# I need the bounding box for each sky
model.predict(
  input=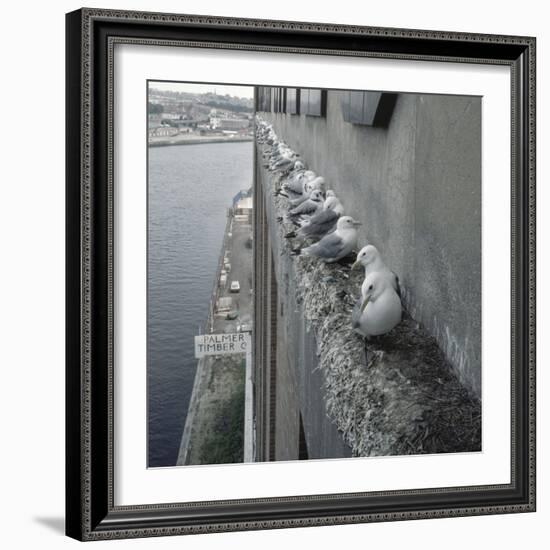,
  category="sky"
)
[149,81,254,100]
